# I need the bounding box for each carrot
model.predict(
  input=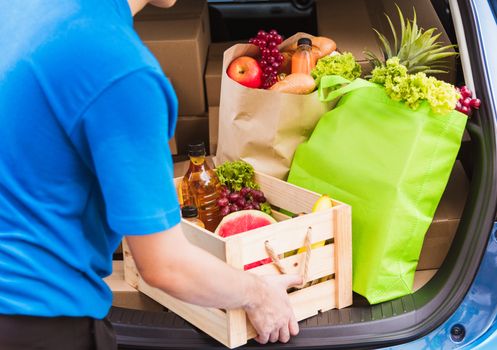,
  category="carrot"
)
[269,73,316,94]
